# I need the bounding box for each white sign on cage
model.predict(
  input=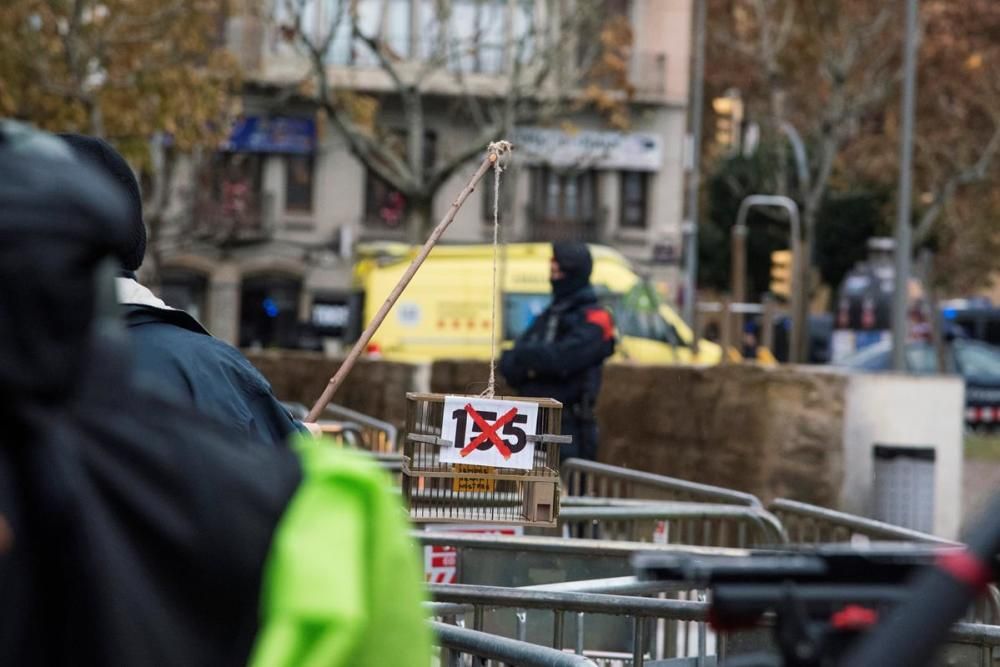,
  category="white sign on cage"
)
[439,396,539,470]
